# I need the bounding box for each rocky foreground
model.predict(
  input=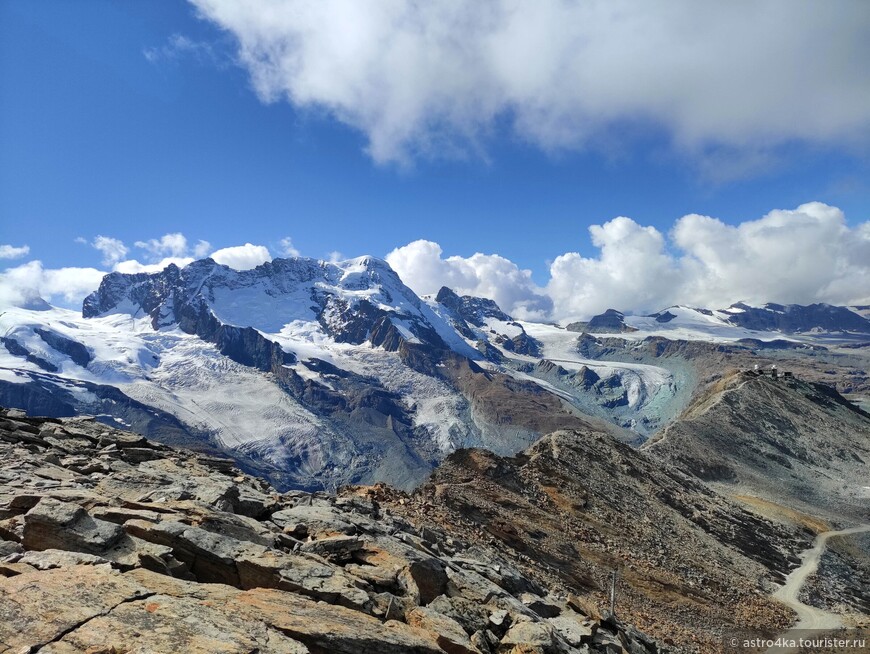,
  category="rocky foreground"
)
[0,408,663,654]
